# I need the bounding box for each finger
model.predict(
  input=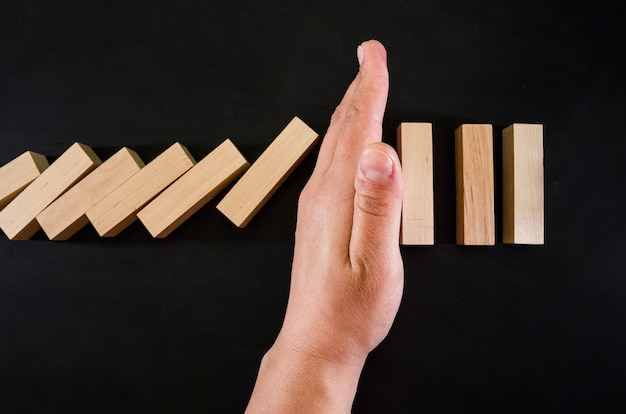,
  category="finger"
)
[349,142,403,271]
[312,76,359,176]
[329,40,389,184]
